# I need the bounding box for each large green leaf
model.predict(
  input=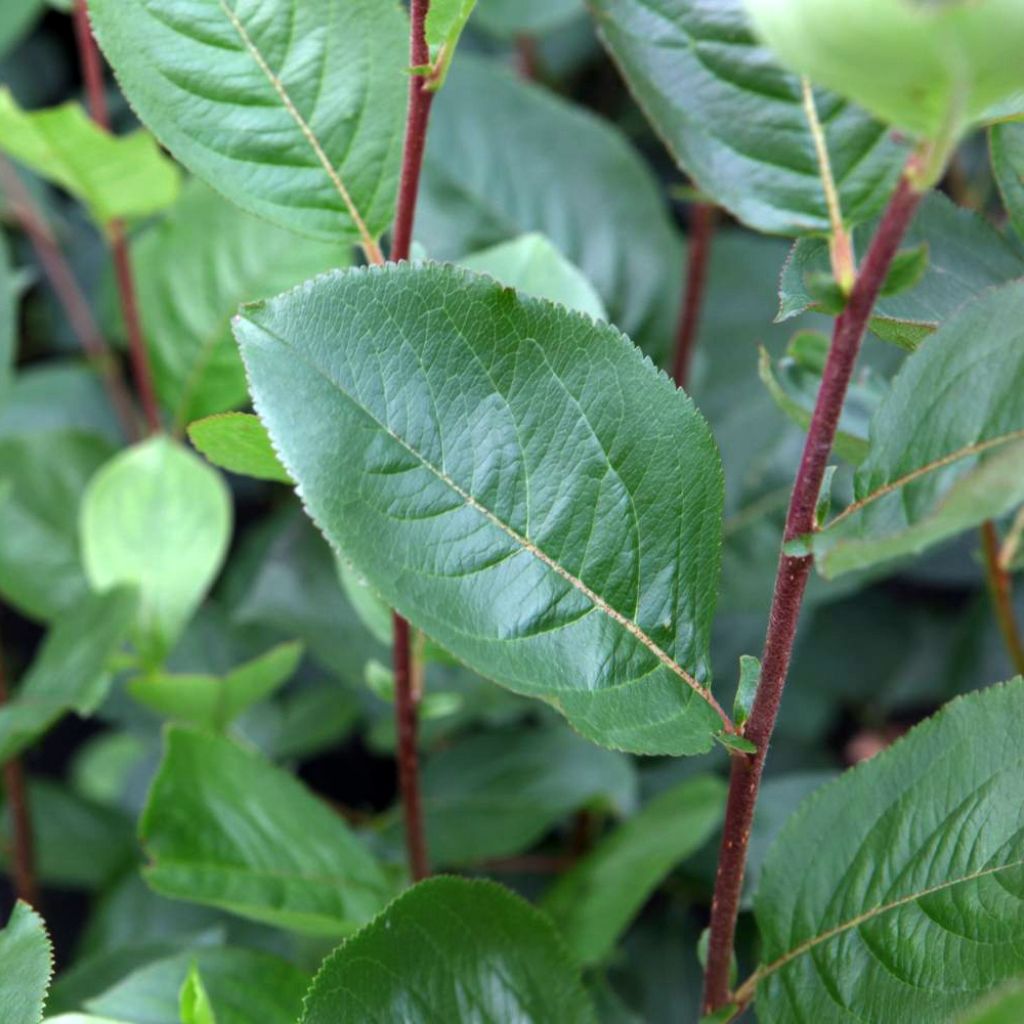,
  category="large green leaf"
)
[0,430,113,621]
[0,902,52,1024]
[418,56,683,355]
[80,438,232,665]
[750,678,1024,1022]
[301,877,596,1024]
[140,727,394,935]
[991,122,1024,242]
[0,88,180,227]
[591,0,908,236]
[0,586,137,762]
[236,262,727,756]
[542,775,725,966]
[814,282,1024,577]
[473,0,583,37]
[88,0,407,246]
[778,192,1024,349]
[381,727,636,867]
[85,948,307,1024]
[133,181,348,426]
